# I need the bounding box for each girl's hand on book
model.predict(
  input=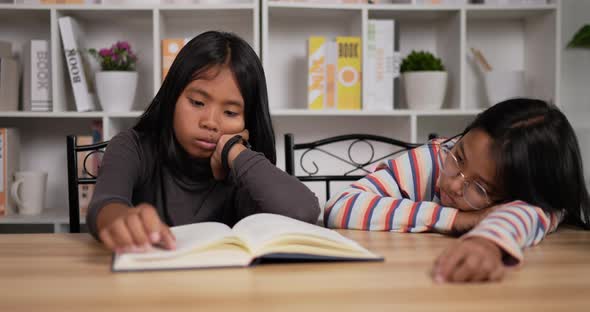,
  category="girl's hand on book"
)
[432,237,504,283]
[98,203,176,253]
[211,129,250,180]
